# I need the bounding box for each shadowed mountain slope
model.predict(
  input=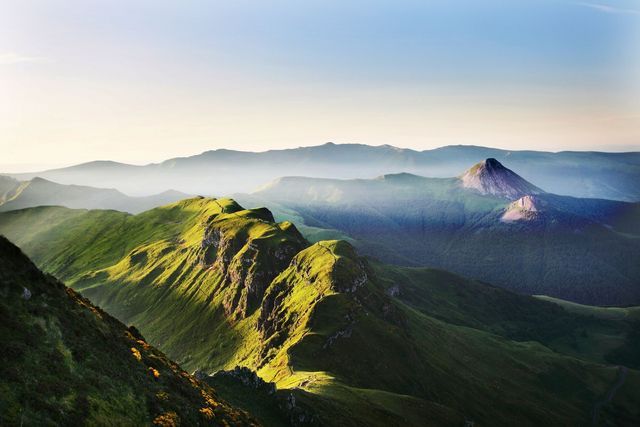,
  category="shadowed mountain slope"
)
[0,235,256,426]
